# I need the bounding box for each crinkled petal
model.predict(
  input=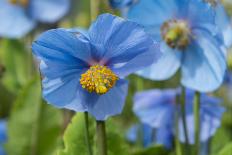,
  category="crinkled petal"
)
[88,13,160,68]
[181,30,226,92]
[83,79,128,120]
[136,42,181,80]
[127,0,178,26]
[29,0,70,23]
[0,0,36,38]
[133,89,176,128]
